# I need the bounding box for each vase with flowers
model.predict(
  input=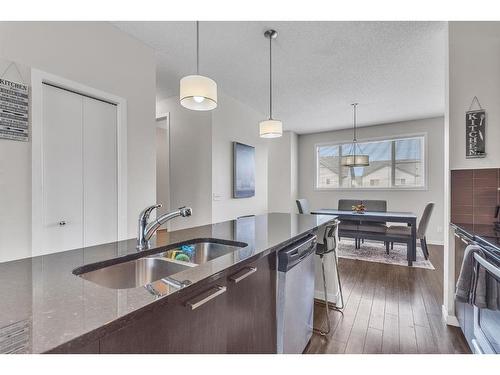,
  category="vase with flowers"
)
[352,203,366,214]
